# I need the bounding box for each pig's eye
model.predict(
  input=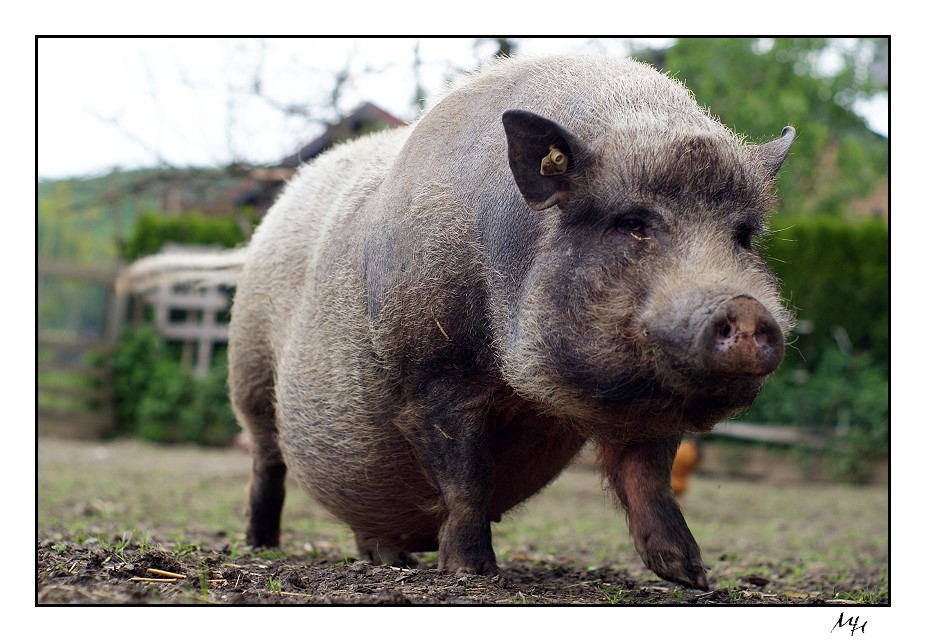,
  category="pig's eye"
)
[613,214,649,237]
